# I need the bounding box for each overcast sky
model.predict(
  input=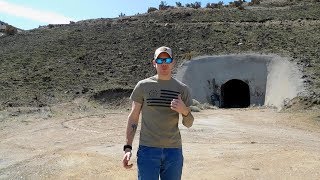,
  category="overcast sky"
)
[0,0,233,30]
